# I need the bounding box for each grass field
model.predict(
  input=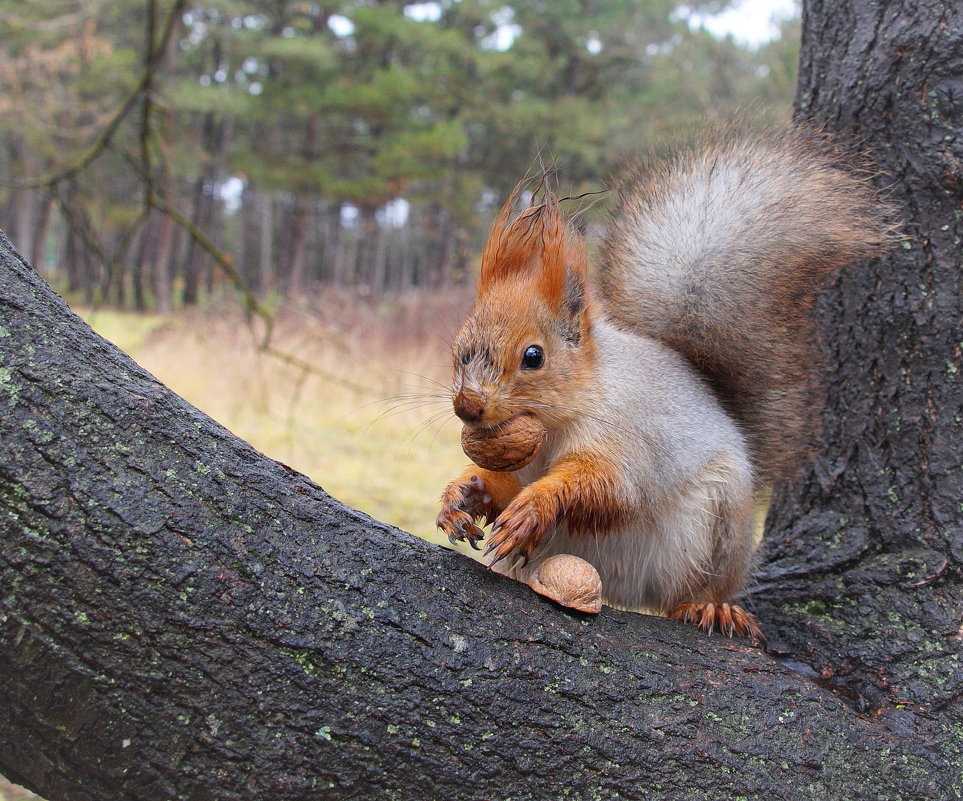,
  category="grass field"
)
[71,291,769,548]
[76,291,475,546]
